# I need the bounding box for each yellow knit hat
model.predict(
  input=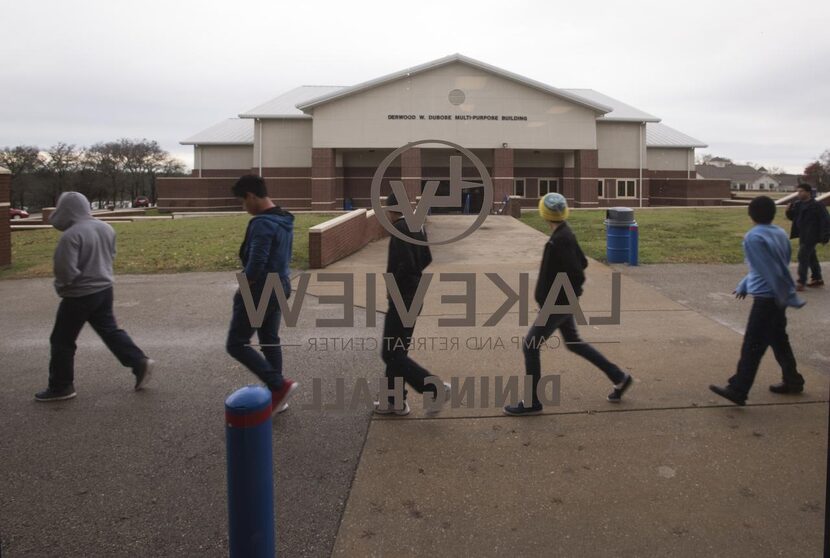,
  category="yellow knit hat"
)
[538,193,569,222]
